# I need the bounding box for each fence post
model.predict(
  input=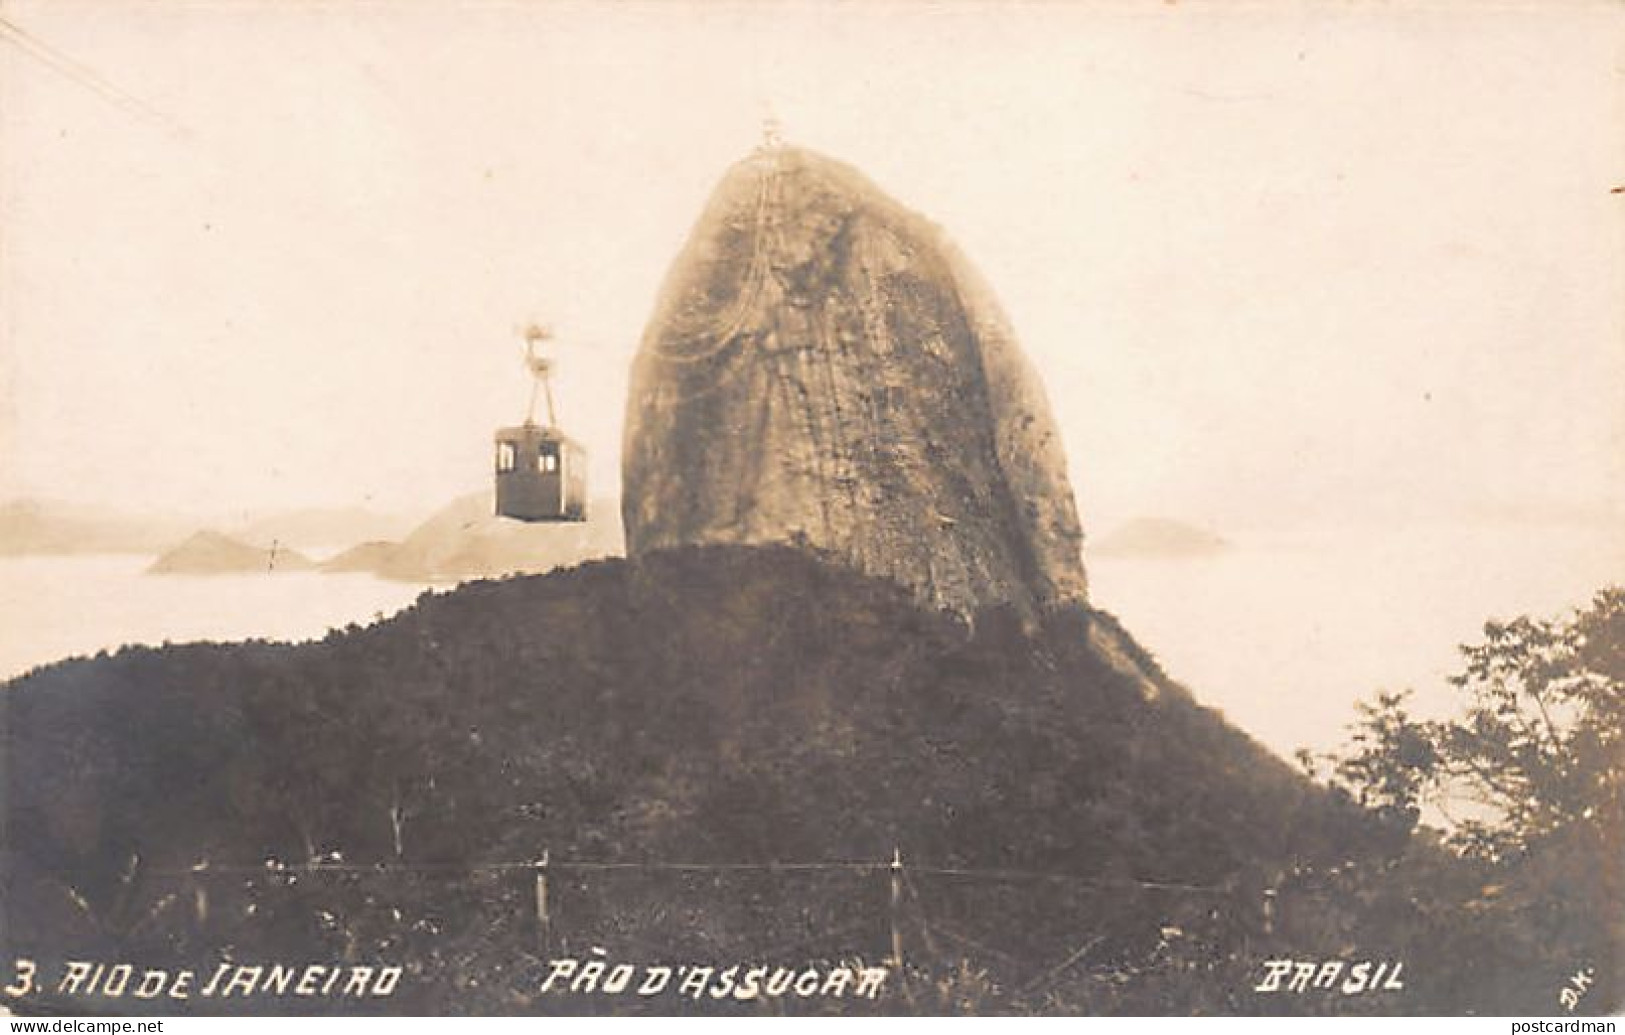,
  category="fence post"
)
[190,860,209,932]
[888,847,904,969]
[534,850,551,950]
